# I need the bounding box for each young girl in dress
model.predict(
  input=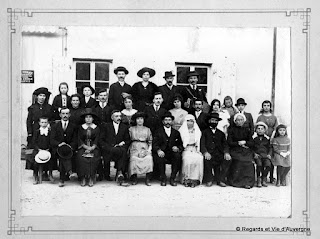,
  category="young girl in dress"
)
[271,124,291,187]
[32,117,53,184]
[221,96,238,118]
[52,82,71,120]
